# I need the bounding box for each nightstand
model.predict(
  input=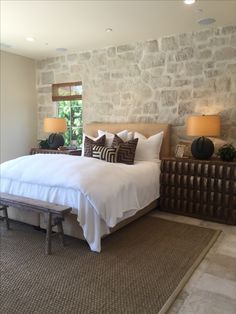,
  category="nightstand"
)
[30,148,81,156]
[160,157,236,225]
